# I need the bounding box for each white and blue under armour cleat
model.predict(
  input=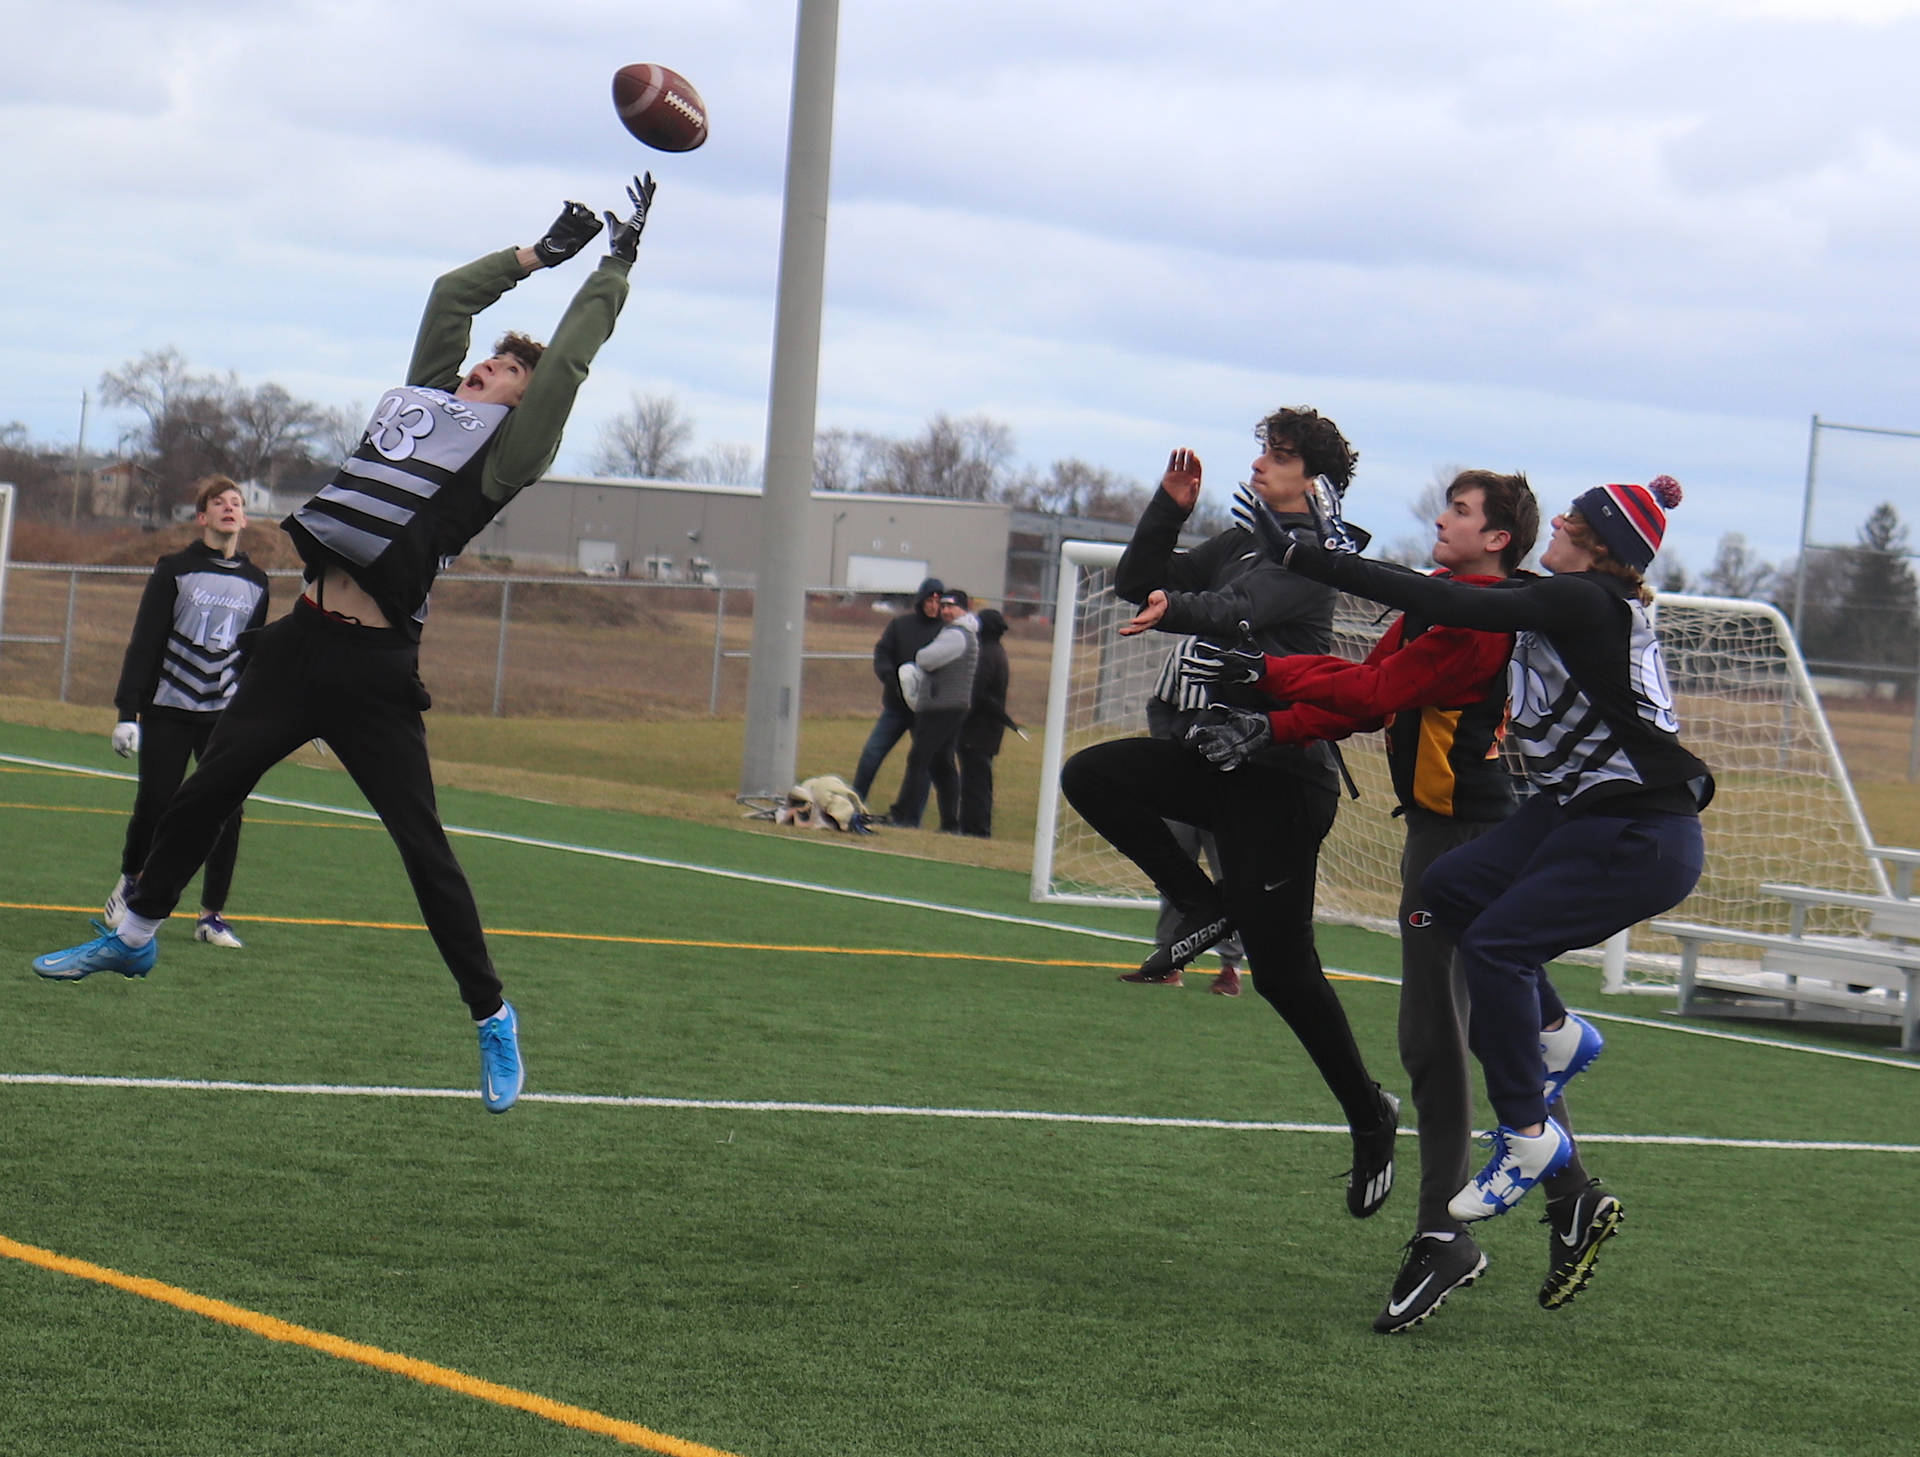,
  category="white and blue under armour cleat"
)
[33,922,158,982]
[1449,1120,1573,1223]
[477,1001,524,1114]
[1541,1013,1604,1105]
